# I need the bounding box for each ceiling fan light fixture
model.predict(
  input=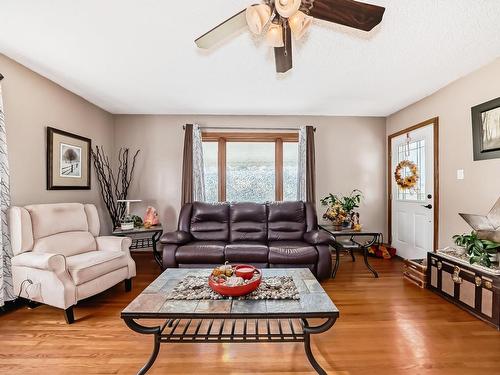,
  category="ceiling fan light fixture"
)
[265,23,284,47]
[245,4,272,35]
[289,11,312,40]
[275,0,301,18]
